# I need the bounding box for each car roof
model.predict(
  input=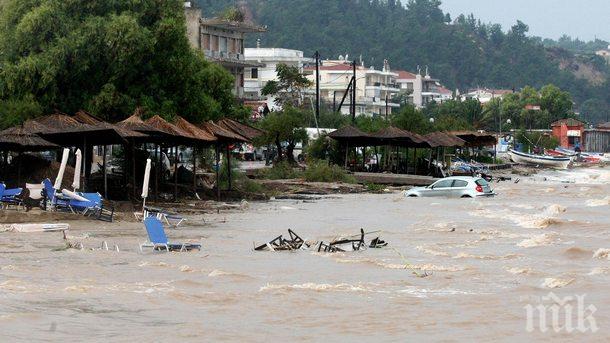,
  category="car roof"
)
[437,176,478,181]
